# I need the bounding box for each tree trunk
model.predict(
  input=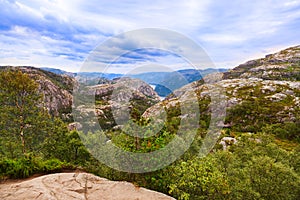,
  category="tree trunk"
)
[20,127,26,154]
[134,136,140,150]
